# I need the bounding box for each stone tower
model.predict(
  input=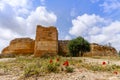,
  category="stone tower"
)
[34,25,58,57]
